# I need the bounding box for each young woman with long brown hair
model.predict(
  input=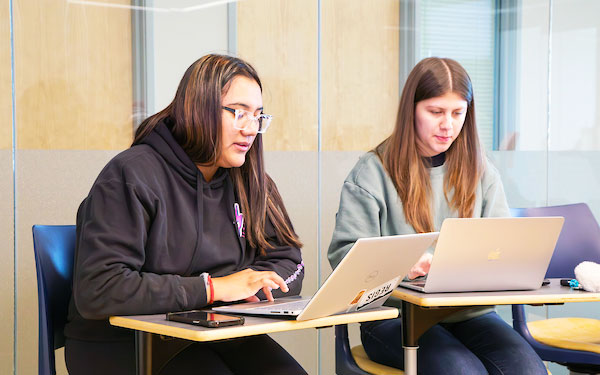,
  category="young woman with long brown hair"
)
[64,54,307,374]
[328,57,547,374]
